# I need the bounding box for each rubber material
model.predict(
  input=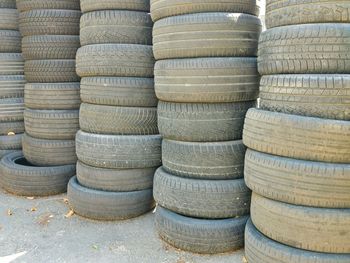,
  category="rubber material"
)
[0,8,18,30]
[0,133,22,150]
[0,0,16,8]
[0,53,24,75]
[0,122,24,135]
[0,98,24,122]
[0,30,21,52]
[80,0,150,12]
[0,75,25,99]
[16,0,80,12]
